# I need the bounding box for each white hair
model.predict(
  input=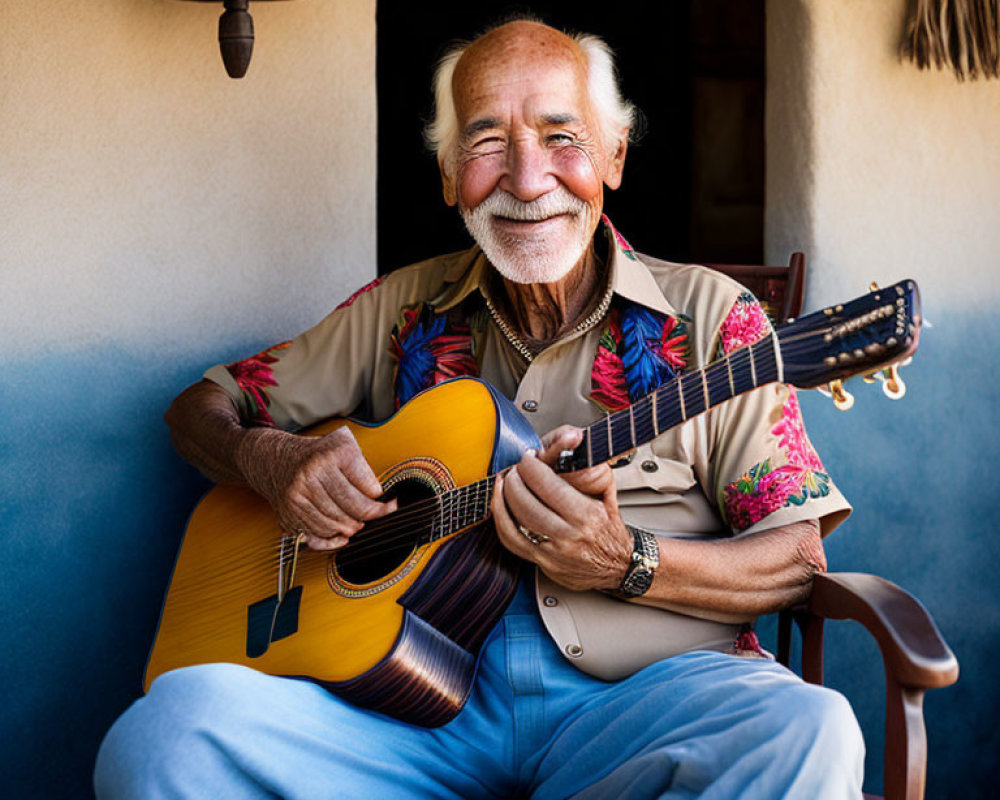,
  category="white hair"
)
[425,28,638,175]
